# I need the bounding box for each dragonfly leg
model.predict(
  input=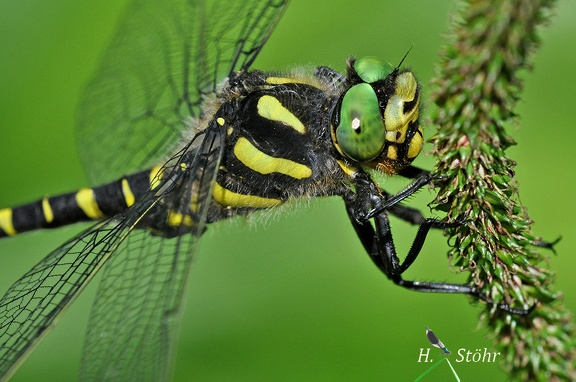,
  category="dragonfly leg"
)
[344,173,534,315]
